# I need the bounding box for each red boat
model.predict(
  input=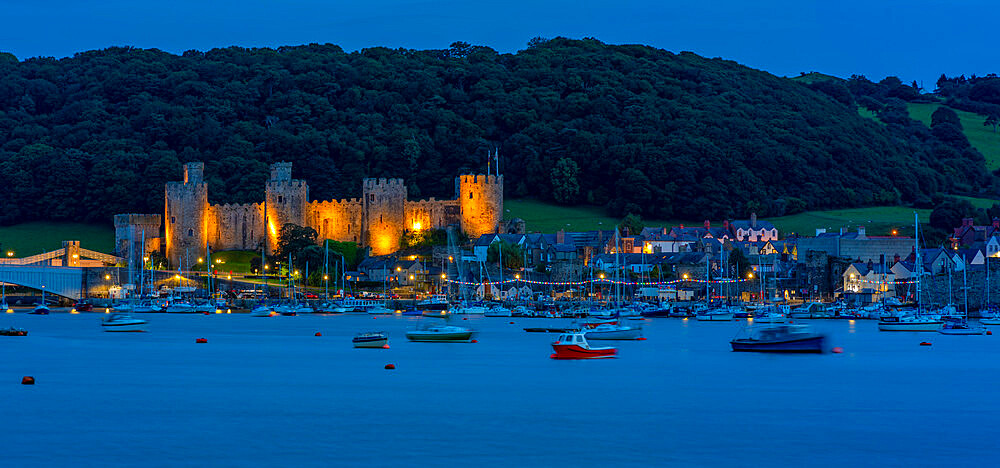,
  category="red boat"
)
[550,332,617,359]
[73,302,94,312]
